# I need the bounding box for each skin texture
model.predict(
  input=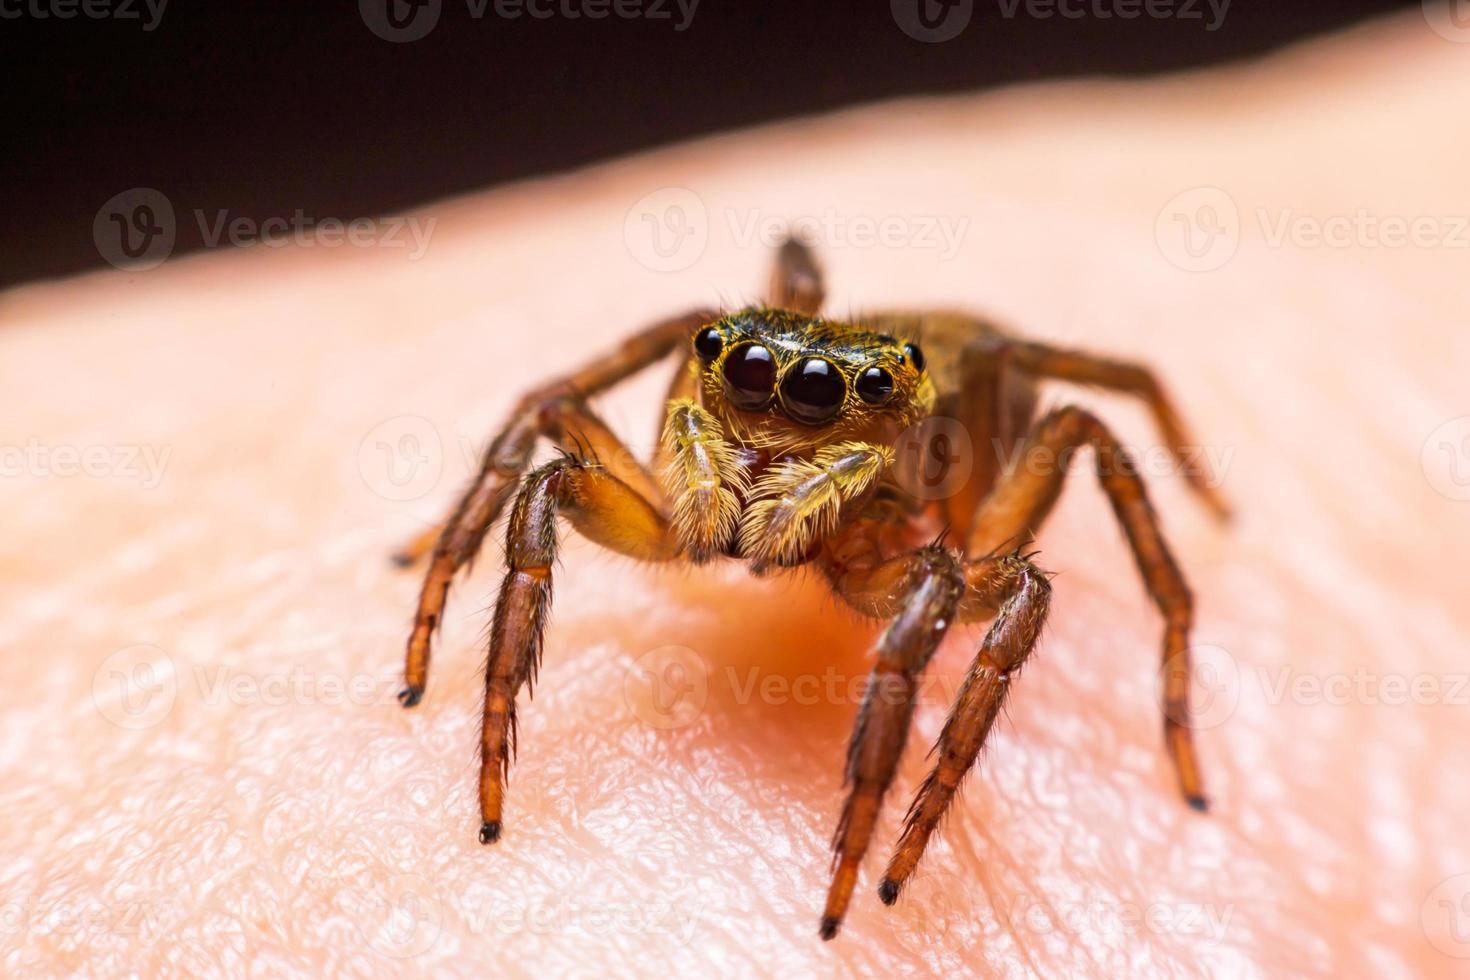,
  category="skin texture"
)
[2,11,1468,977]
